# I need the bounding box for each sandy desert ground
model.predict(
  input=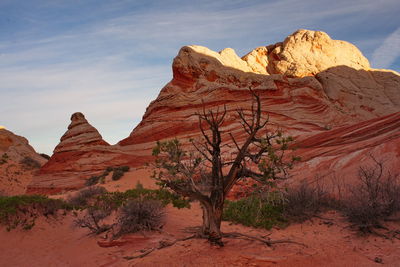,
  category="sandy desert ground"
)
[1,169,399,267]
